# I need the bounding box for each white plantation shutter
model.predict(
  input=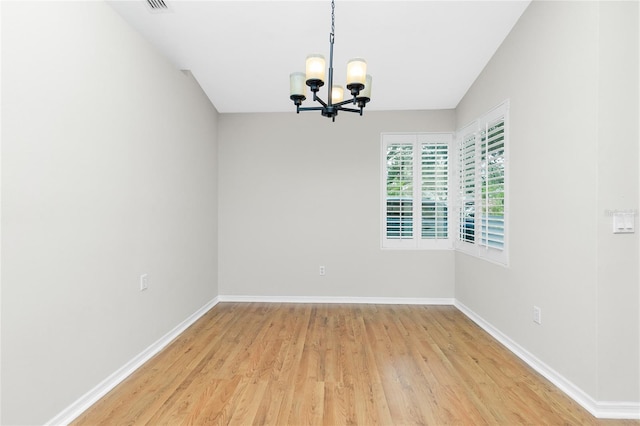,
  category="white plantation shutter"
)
[382,133,452,249]
[480,118,505,250]
[459,131,476,244]
[421,141,448,240]
[455,100,508,265]
[385,142,414,240]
